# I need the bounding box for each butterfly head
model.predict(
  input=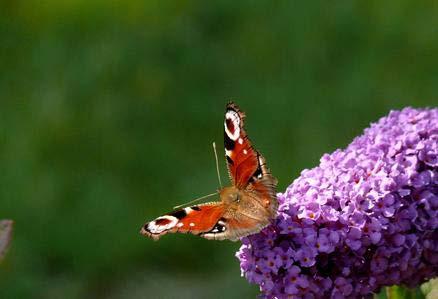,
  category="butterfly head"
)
[219,186,241,204]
